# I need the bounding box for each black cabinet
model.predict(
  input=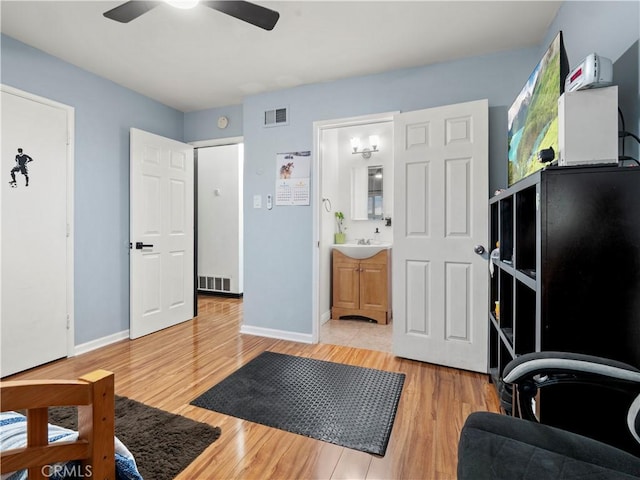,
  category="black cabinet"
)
[488,165,640,449]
